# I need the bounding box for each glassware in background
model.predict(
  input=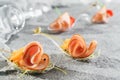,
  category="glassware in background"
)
[0,2,25,43]
[0,1,51,43]
[73,1,101,27]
